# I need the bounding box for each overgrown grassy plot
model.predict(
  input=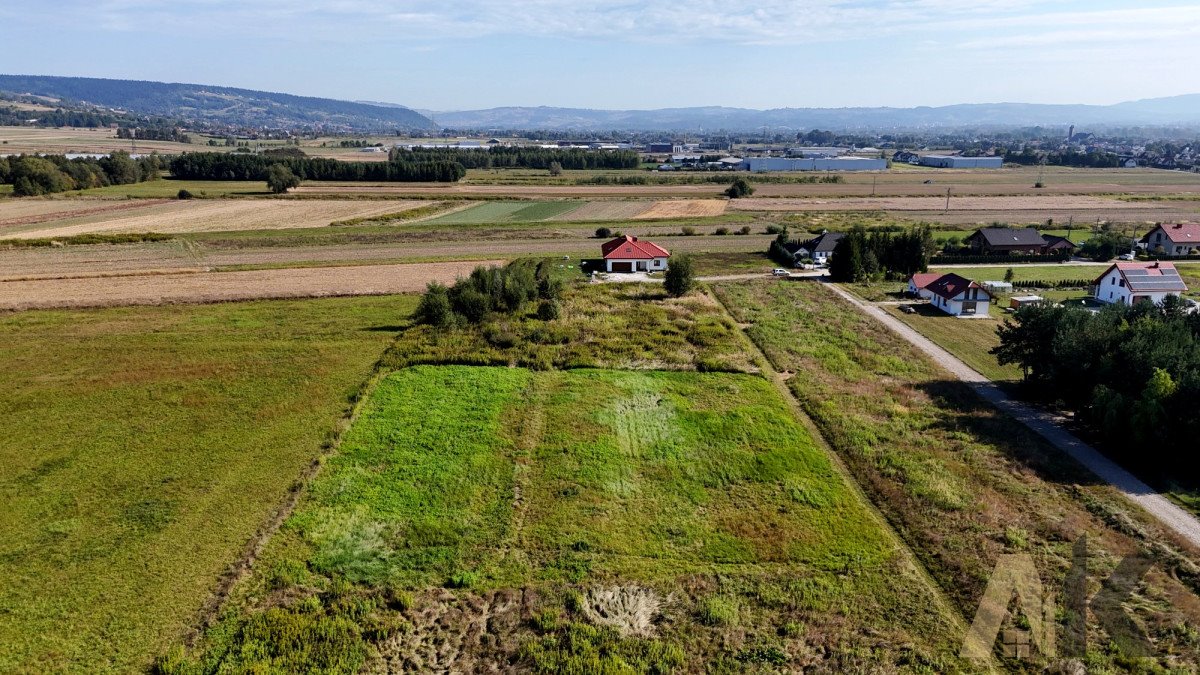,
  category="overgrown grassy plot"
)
[0,295,415,673]
[166,366,968,672]
[882,304,1024,382]
[713,280,1200,670]
[384,282,760,373]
